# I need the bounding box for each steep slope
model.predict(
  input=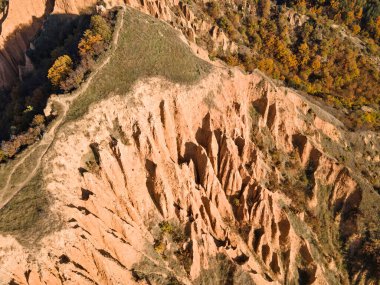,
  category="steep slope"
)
[0,6,379,285]
[0,0,177,89]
